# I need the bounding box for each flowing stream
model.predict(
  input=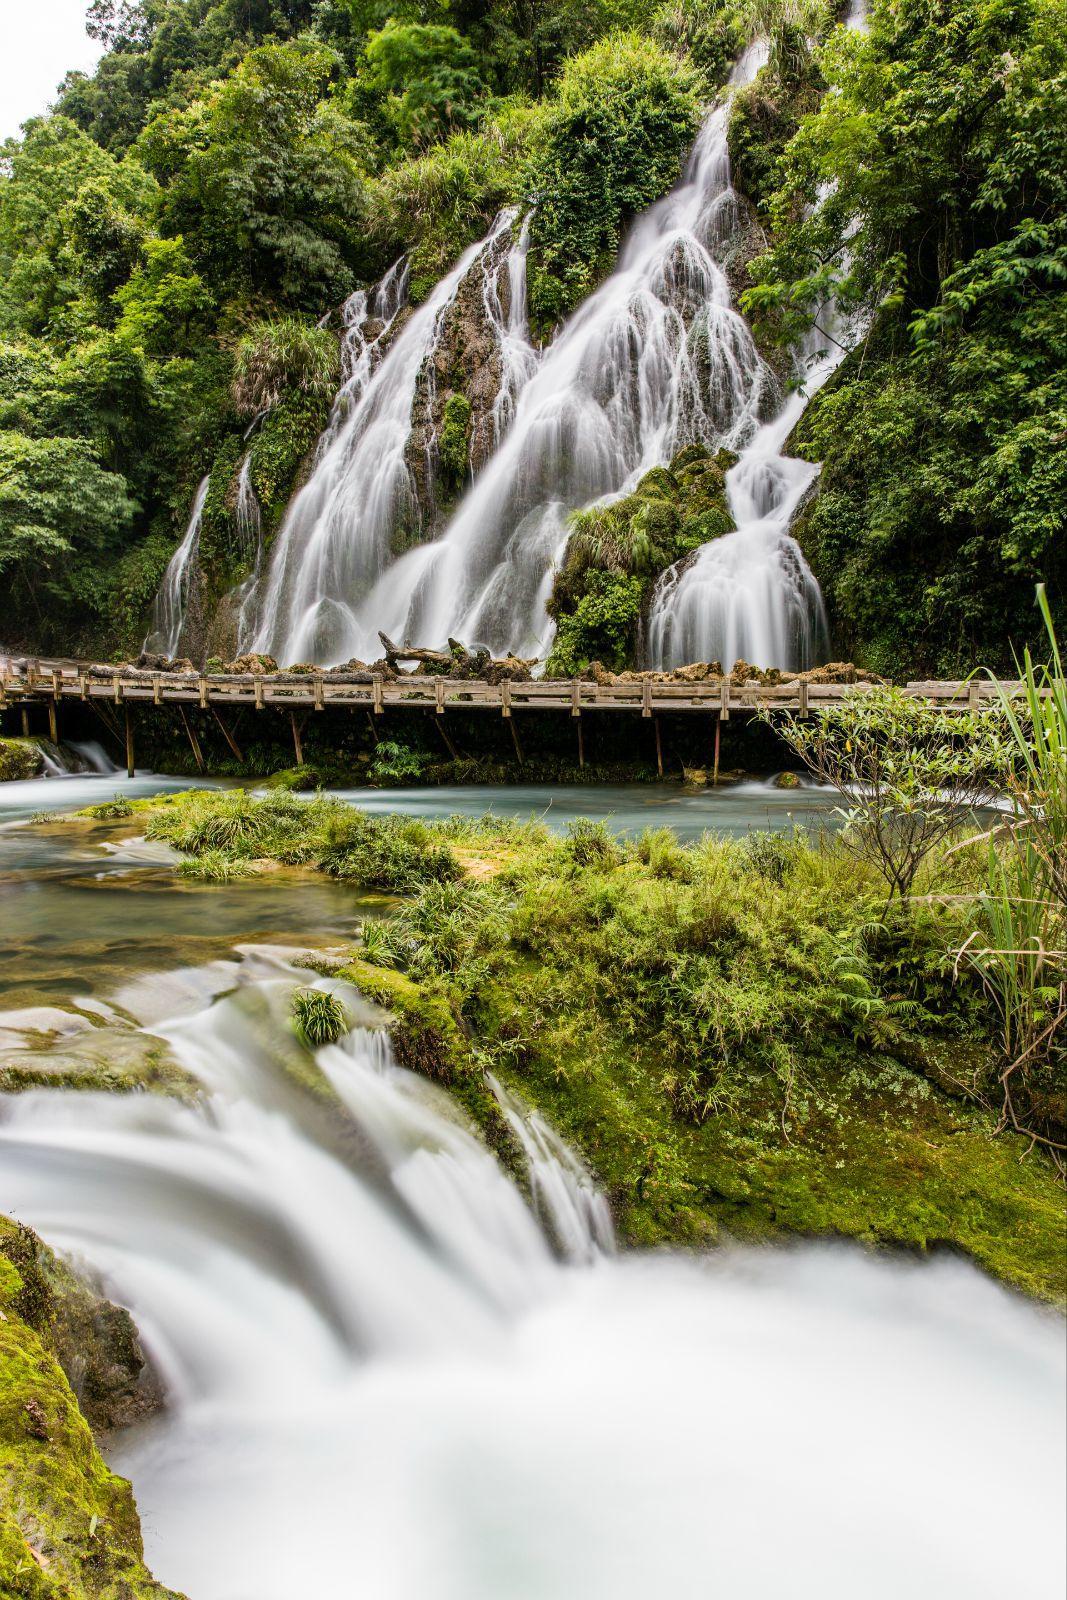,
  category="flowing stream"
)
[0,798,1063,1599]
